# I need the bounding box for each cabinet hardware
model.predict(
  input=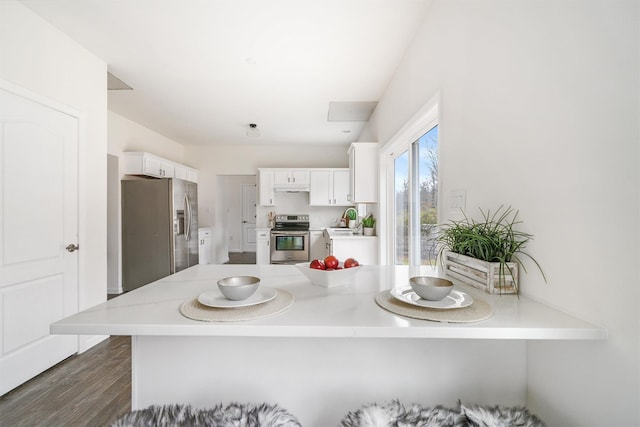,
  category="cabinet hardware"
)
[65,243,79,252]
